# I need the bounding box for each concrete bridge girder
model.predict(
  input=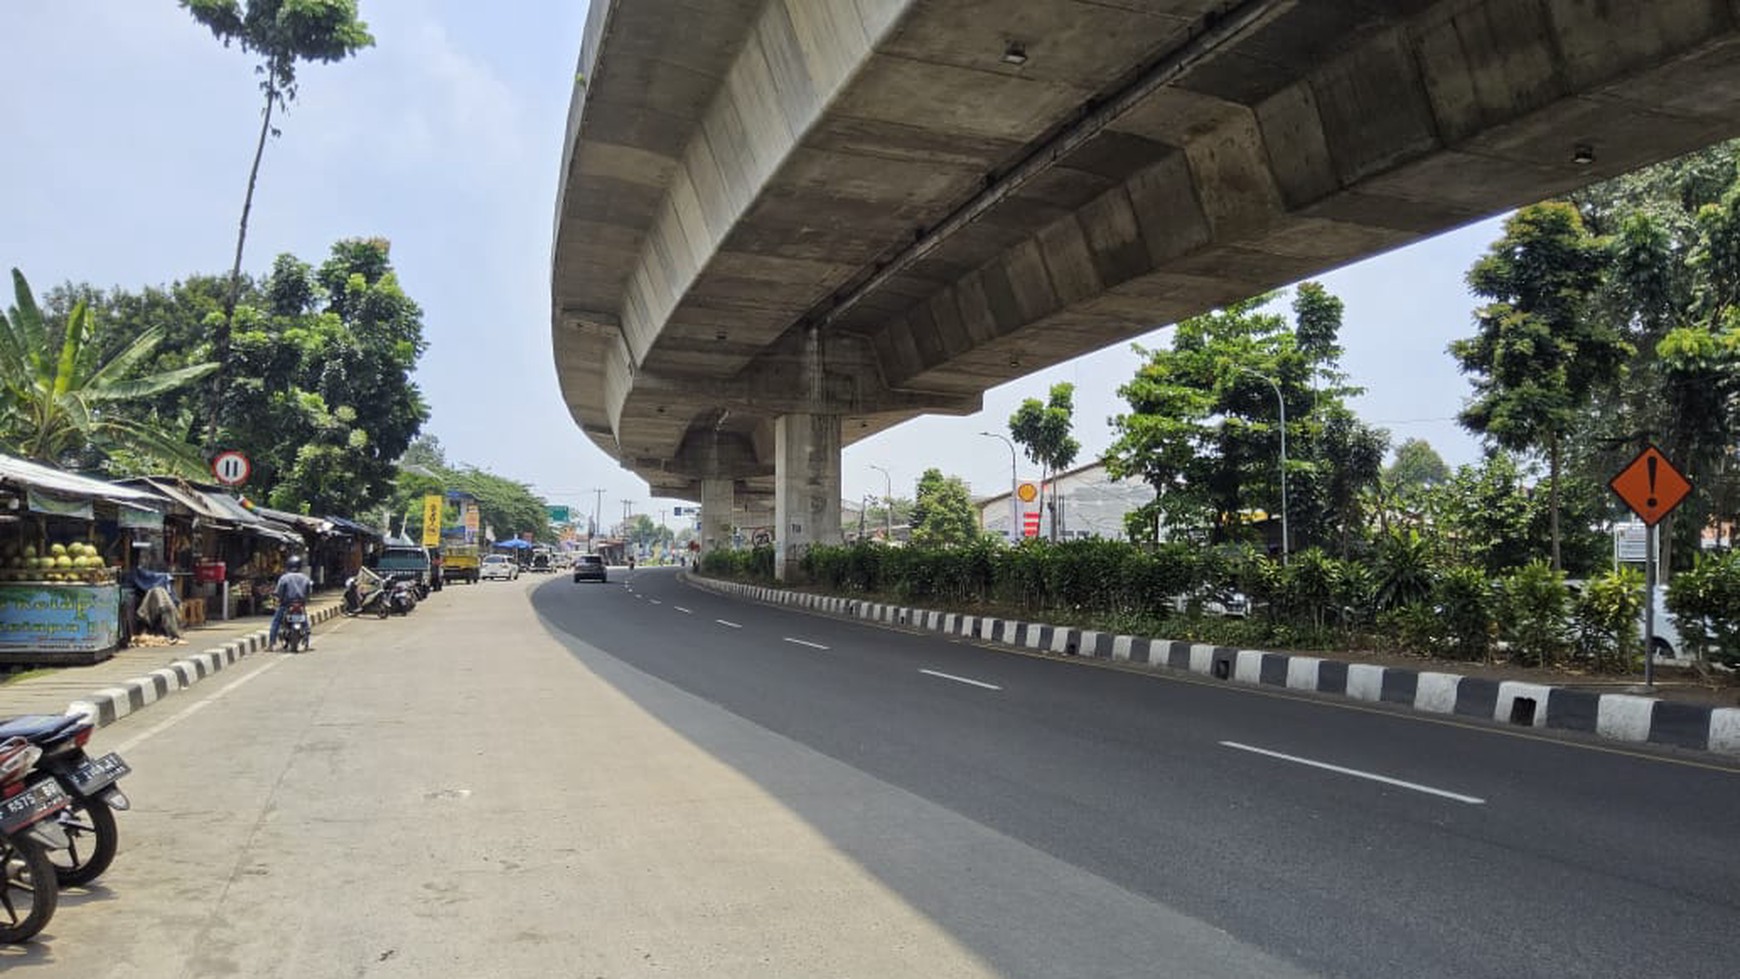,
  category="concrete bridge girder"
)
[554,0,1740,545]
